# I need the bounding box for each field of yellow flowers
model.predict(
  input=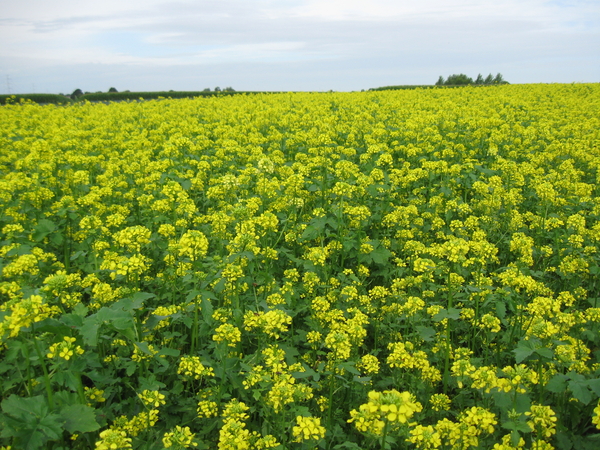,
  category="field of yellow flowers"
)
[1,84,600,450]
